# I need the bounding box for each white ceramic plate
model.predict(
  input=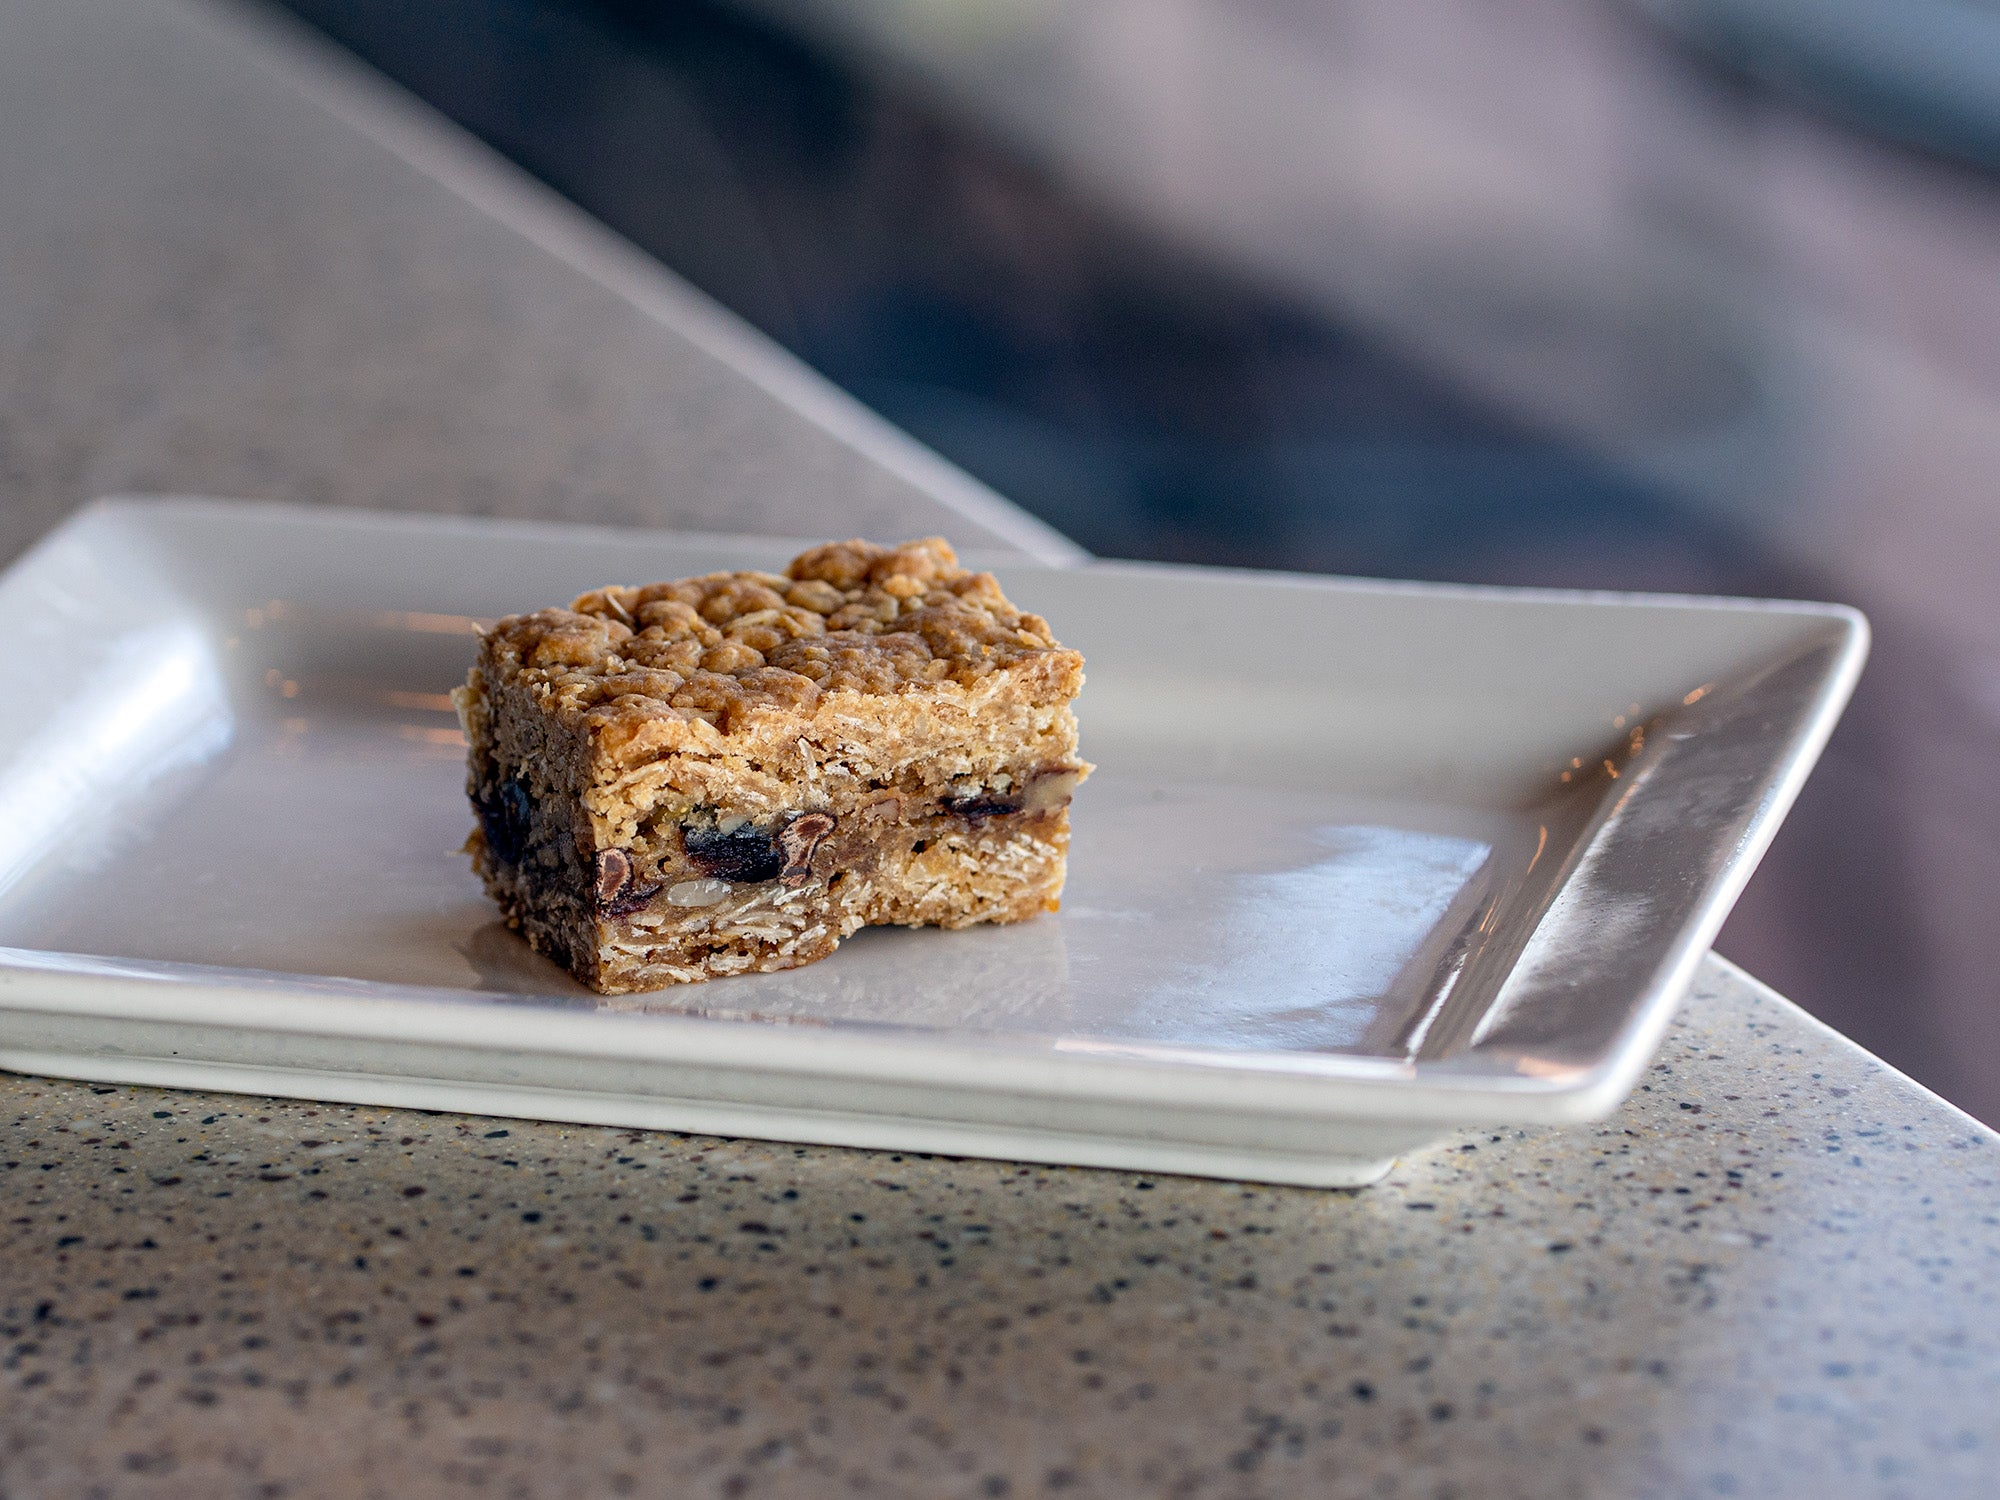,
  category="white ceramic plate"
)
[0,499,1864,1185]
